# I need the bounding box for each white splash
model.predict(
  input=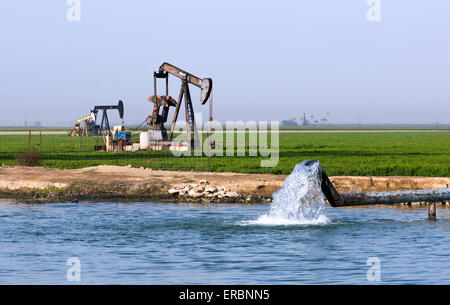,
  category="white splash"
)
[242,160,330,226]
